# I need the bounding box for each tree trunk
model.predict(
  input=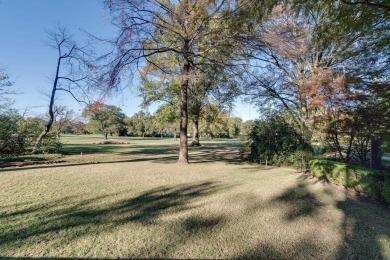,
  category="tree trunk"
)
[104,132,108,140]
[56,126,61,139]
[190,118,201,146]
[32,56,61,154]
[344,131,355,163]
[32,120,54,154]
[178,48,190,164]
[370,138,382,169]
